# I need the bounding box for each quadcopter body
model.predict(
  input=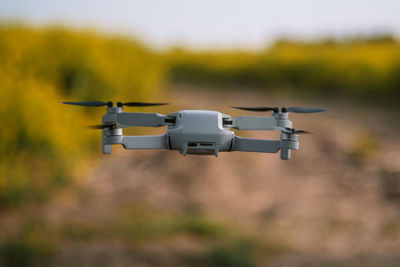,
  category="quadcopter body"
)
[63,101,325,160]
[167,110,234,156]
